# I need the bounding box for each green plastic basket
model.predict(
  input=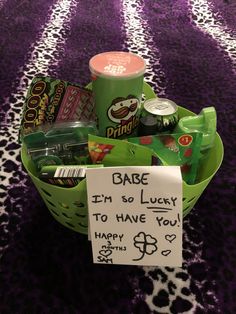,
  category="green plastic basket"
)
[21,83,224,234]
